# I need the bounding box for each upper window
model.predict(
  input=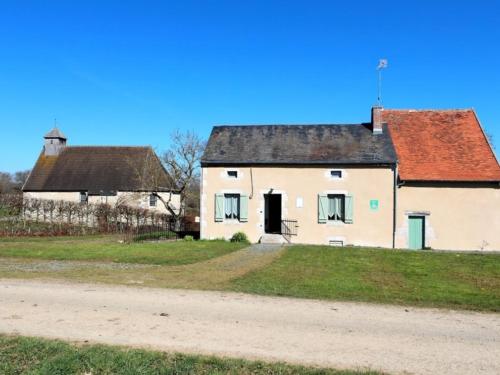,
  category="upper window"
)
[224,194,240,219]
[80,191,88,204]
[330,170,342,179]
[227,170,238,178]
[327,194,345,221]
[149,194,157,207]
